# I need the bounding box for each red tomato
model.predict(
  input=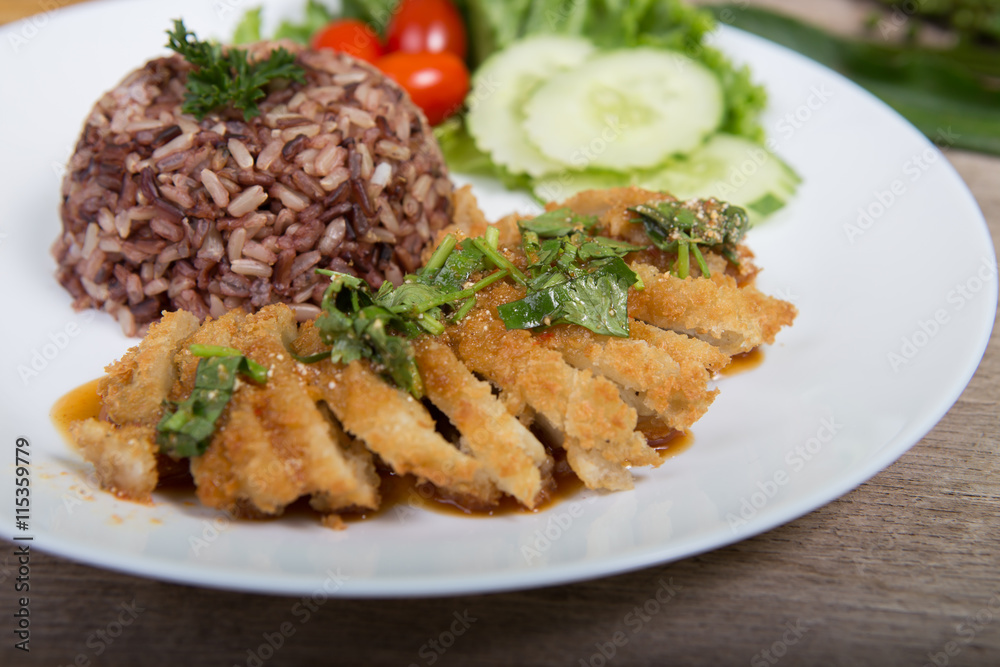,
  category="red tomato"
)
[311,19,384,63]
[385,0,467,60]
[376,52,469,125]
